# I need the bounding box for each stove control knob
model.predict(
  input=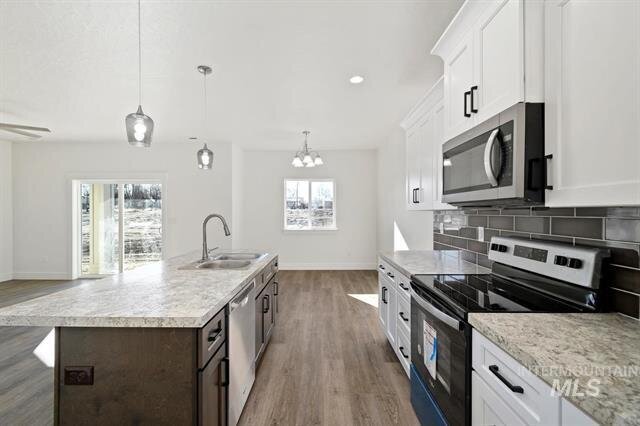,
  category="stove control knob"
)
[568,258,583,269]
[554,255,568,266]
[498,244,508,253]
